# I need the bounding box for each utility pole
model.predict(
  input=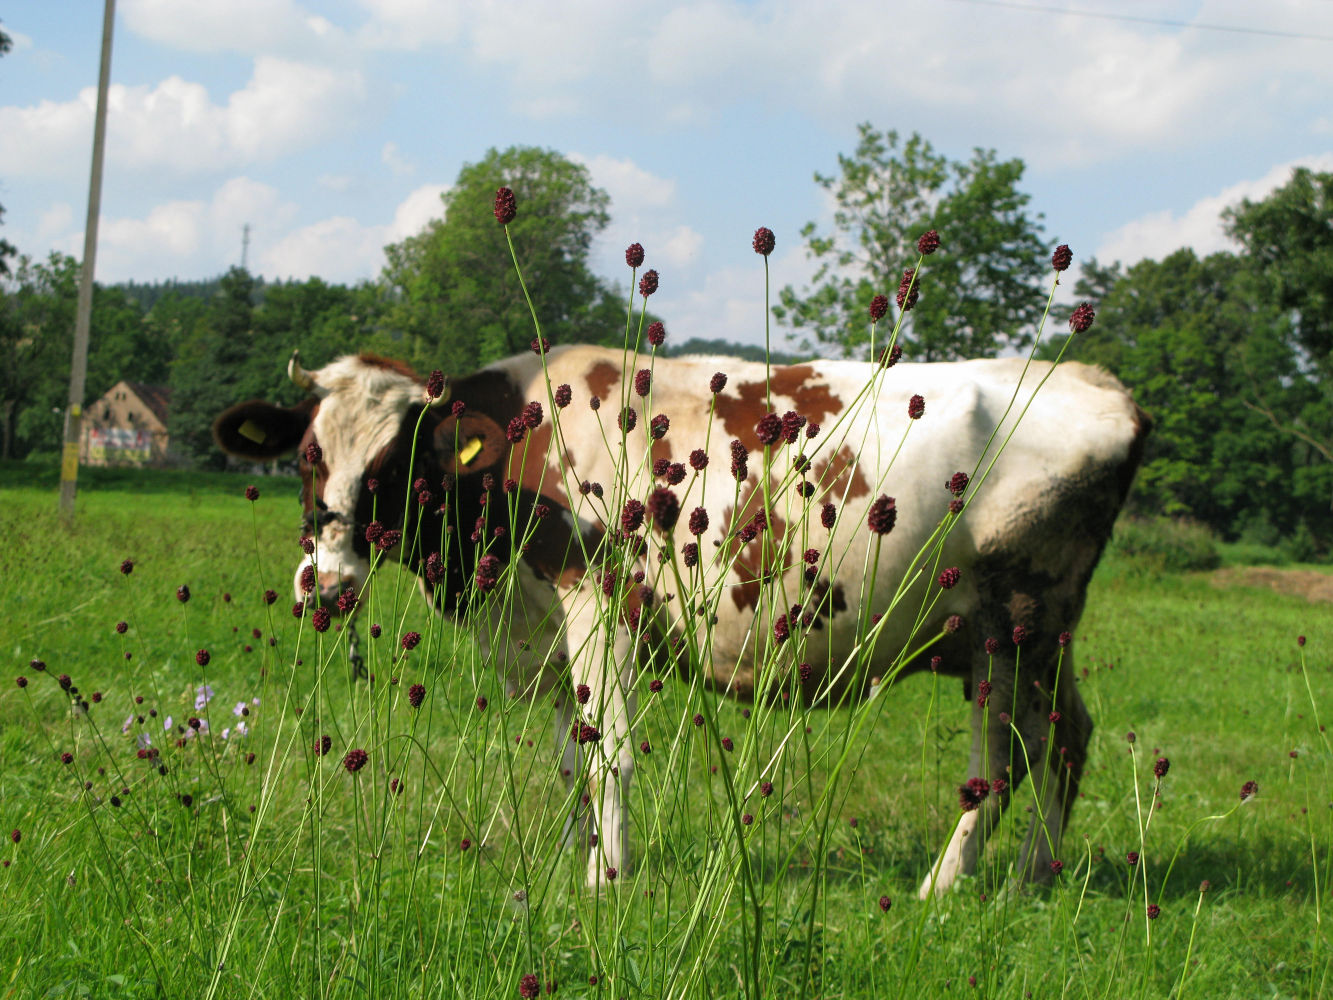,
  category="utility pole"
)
[58,0,116,521]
